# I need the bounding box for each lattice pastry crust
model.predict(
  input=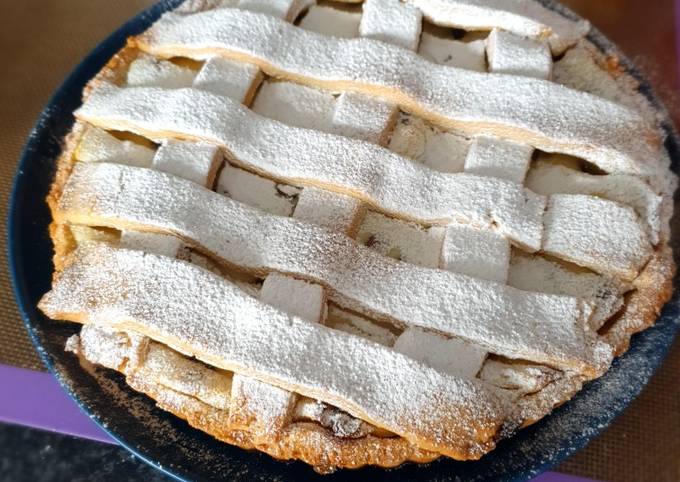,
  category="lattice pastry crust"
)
[39,0,676,474]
